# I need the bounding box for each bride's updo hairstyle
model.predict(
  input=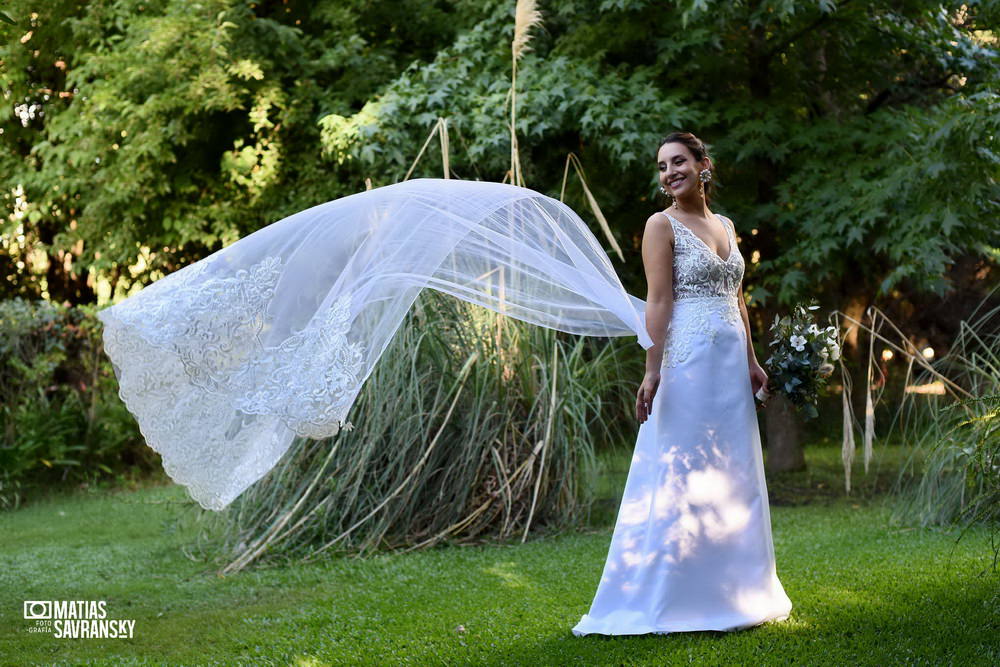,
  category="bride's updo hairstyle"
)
[657,131,715,207]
